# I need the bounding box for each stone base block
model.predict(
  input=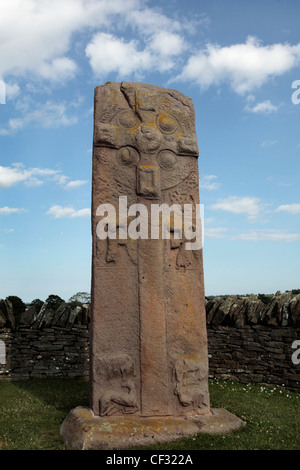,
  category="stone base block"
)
[60,407,245,450]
